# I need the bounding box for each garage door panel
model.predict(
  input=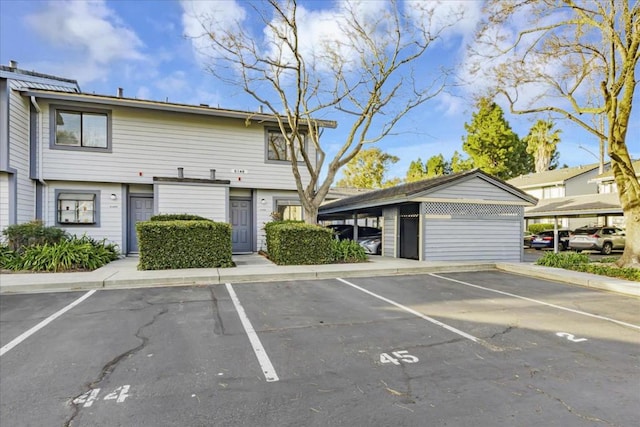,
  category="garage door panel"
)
[425,218,521,261]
